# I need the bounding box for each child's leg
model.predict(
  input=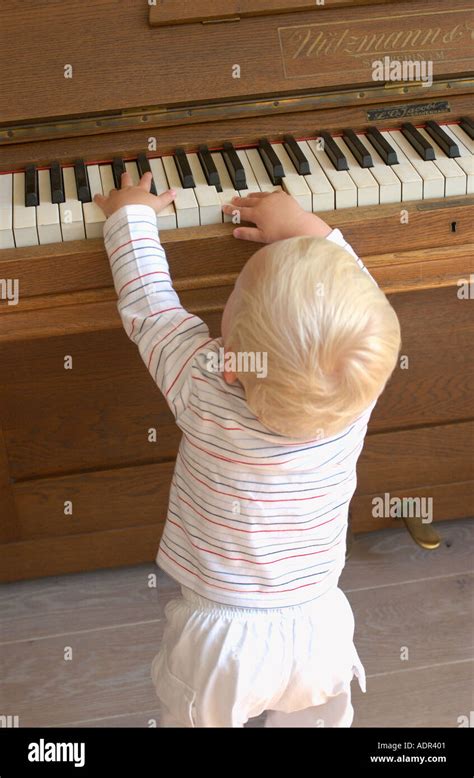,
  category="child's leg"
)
[264,689,354,728]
